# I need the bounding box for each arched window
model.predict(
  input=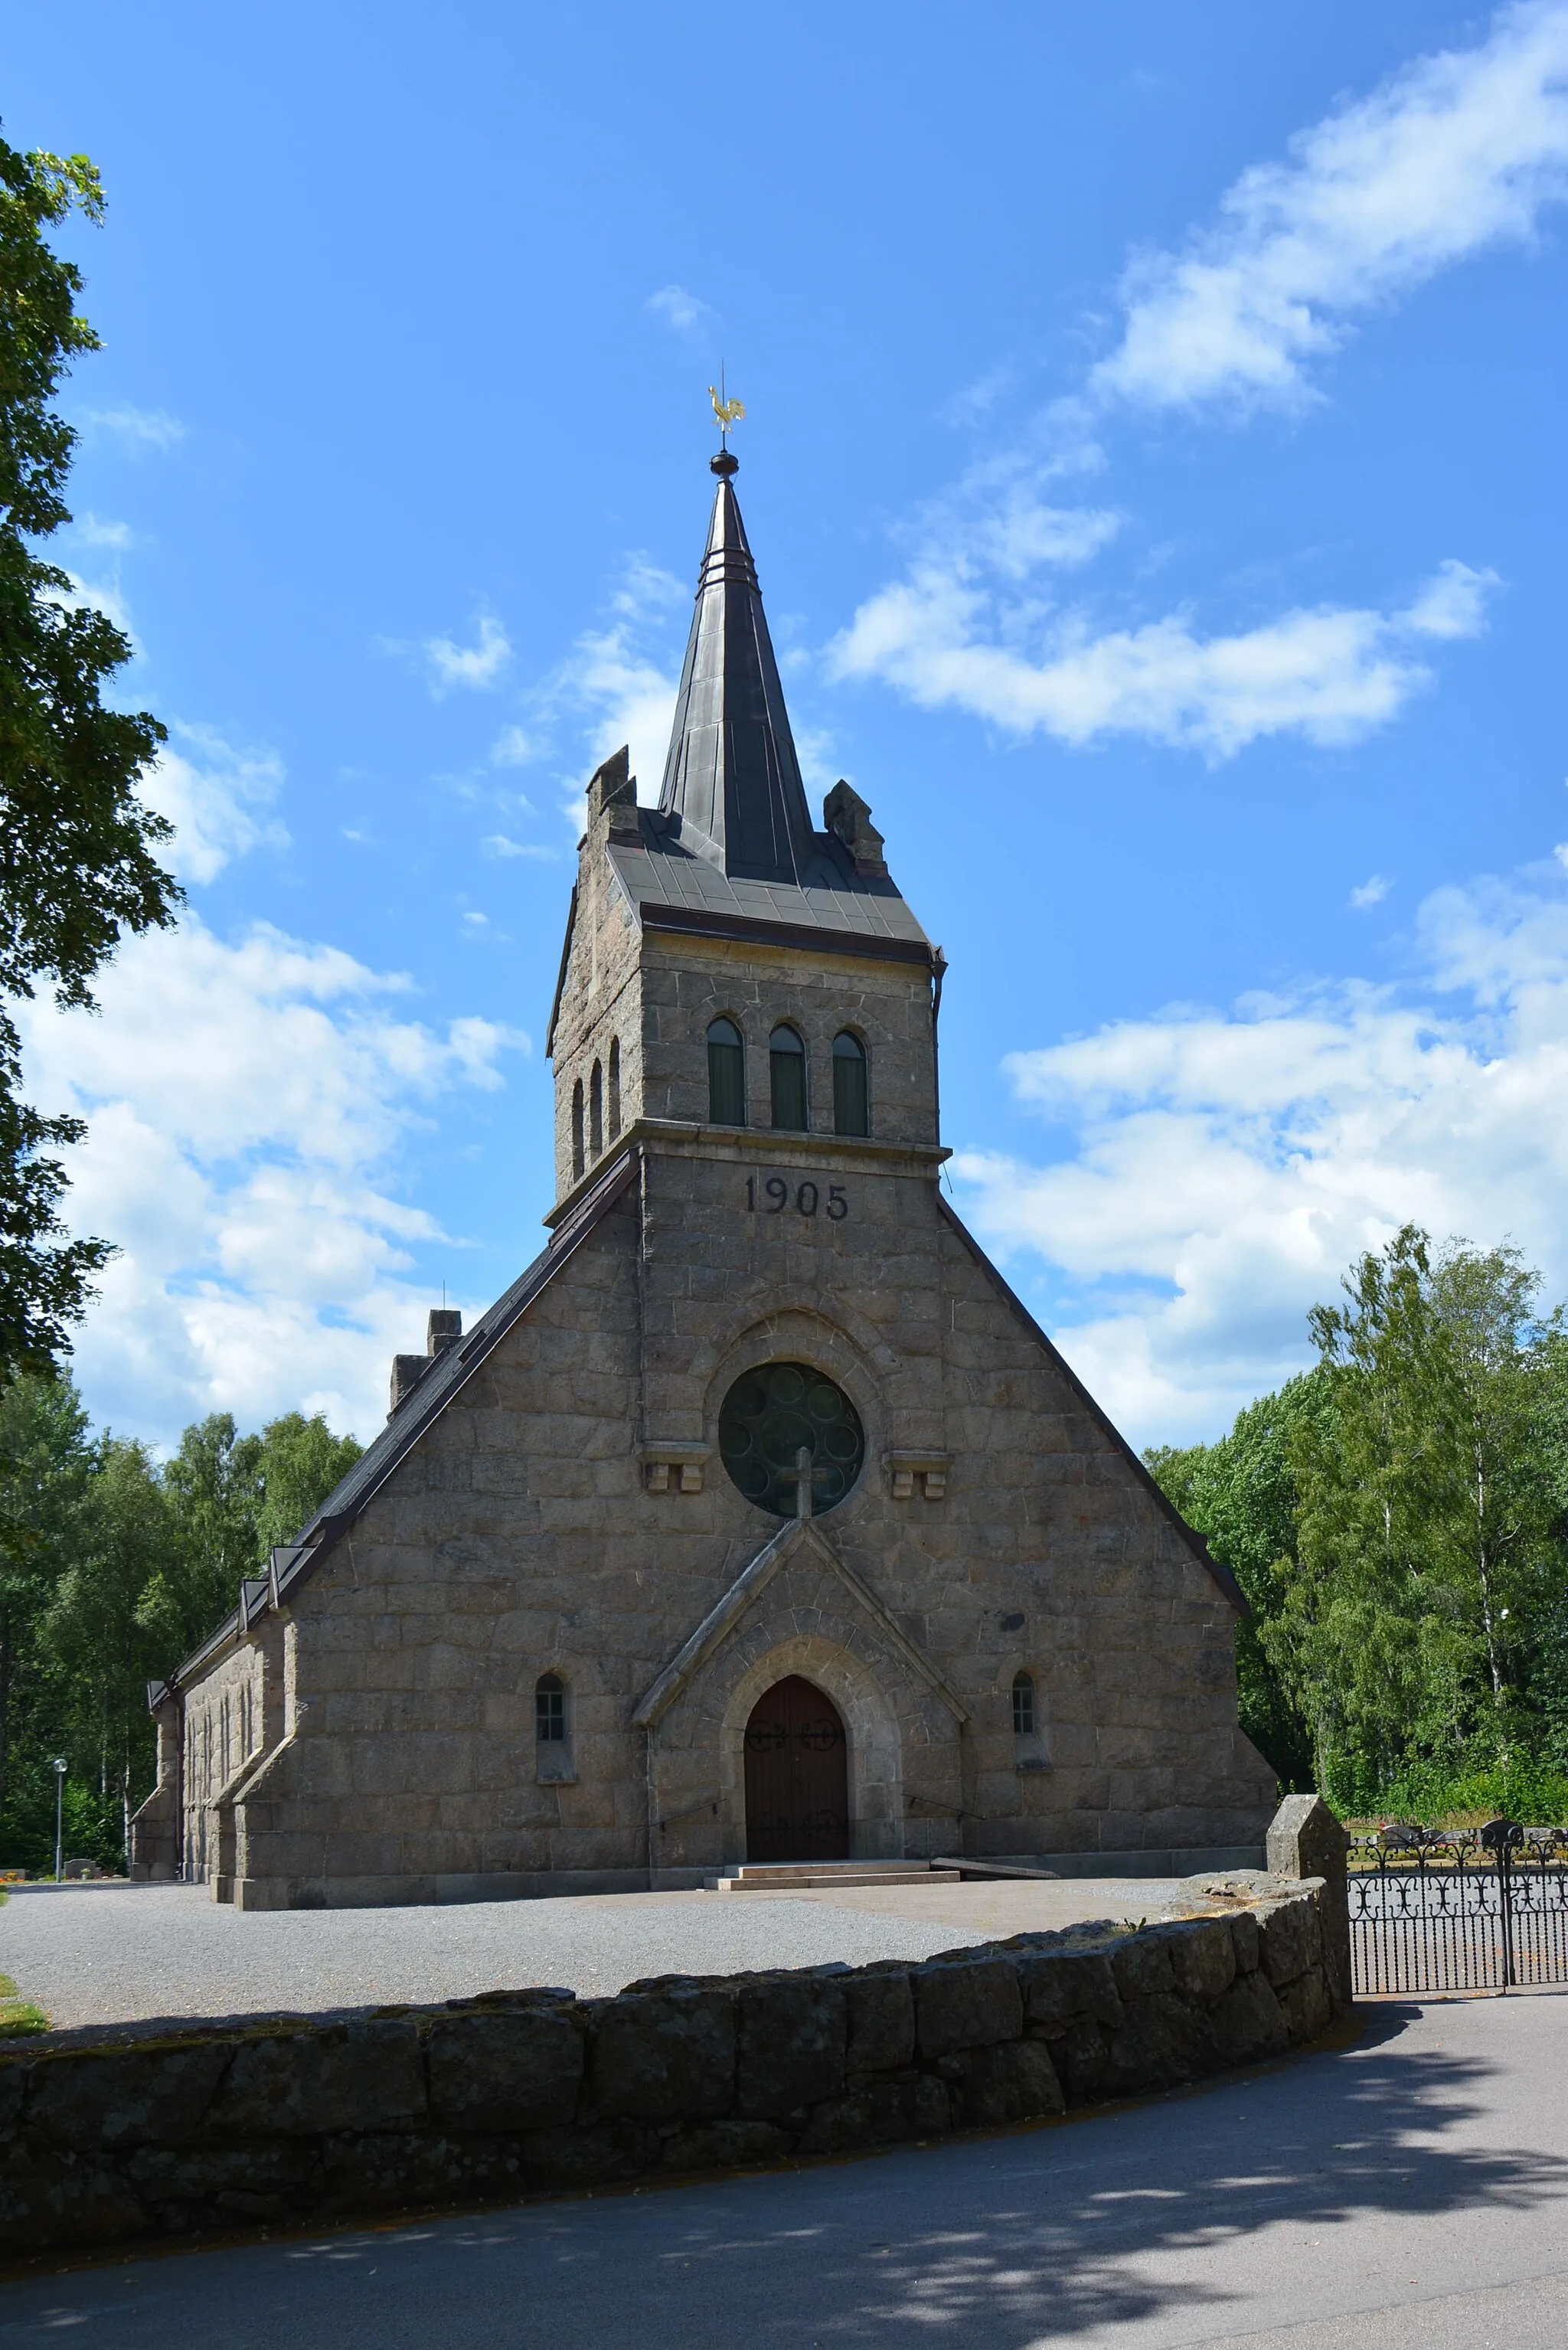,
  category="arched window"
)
[769,1024,807,1131]
[832,1030,868,1136]
[570,1078,585,1181]
[1011,1672,1036,1737]
[608,1037,621,1140]
[707,1017,746,1126]
[590,1059,604,1159]
[536,1673,566,1744]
